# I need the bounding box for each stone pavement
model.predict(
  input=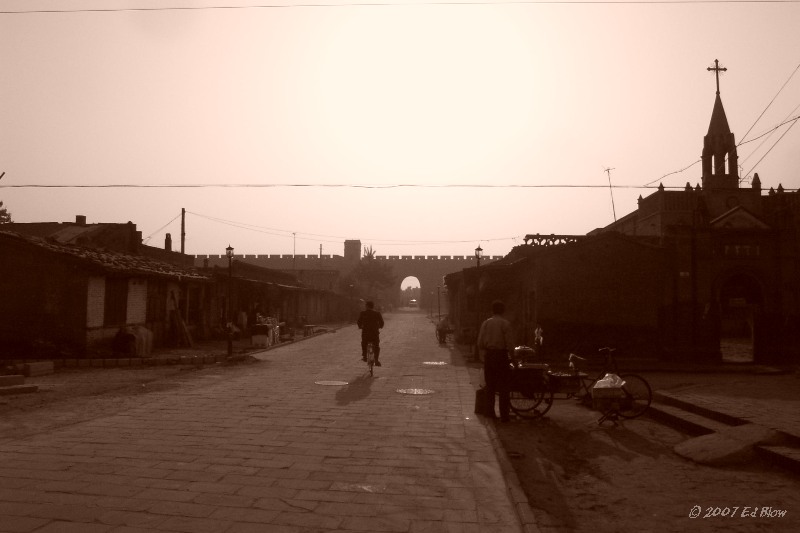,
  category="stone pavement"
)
[646,370,800,469]
[649,372,800,442]
[0,312,536,533]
